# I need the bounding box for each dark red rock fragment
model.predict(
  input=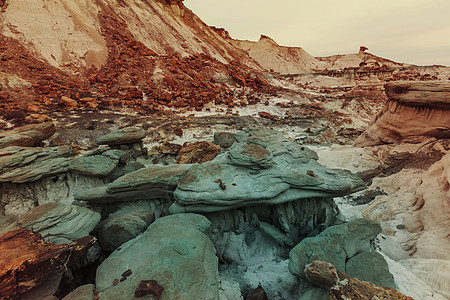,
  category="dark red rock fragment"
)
[246,285,268,300]
[135,280,164,299]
